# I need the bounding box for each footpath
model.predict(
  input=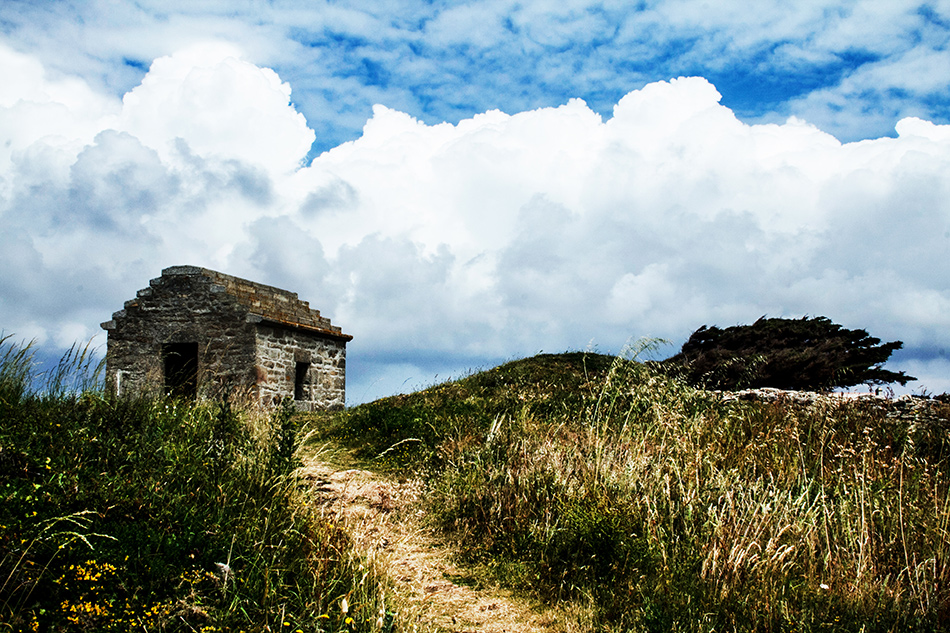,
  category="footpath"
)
[300,459,563,633]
